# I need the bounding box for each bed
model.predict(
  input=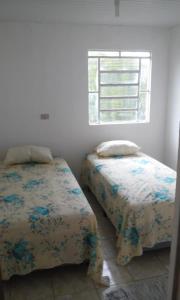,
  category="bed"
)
[81,152,176,265]
[0,158,104,284]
